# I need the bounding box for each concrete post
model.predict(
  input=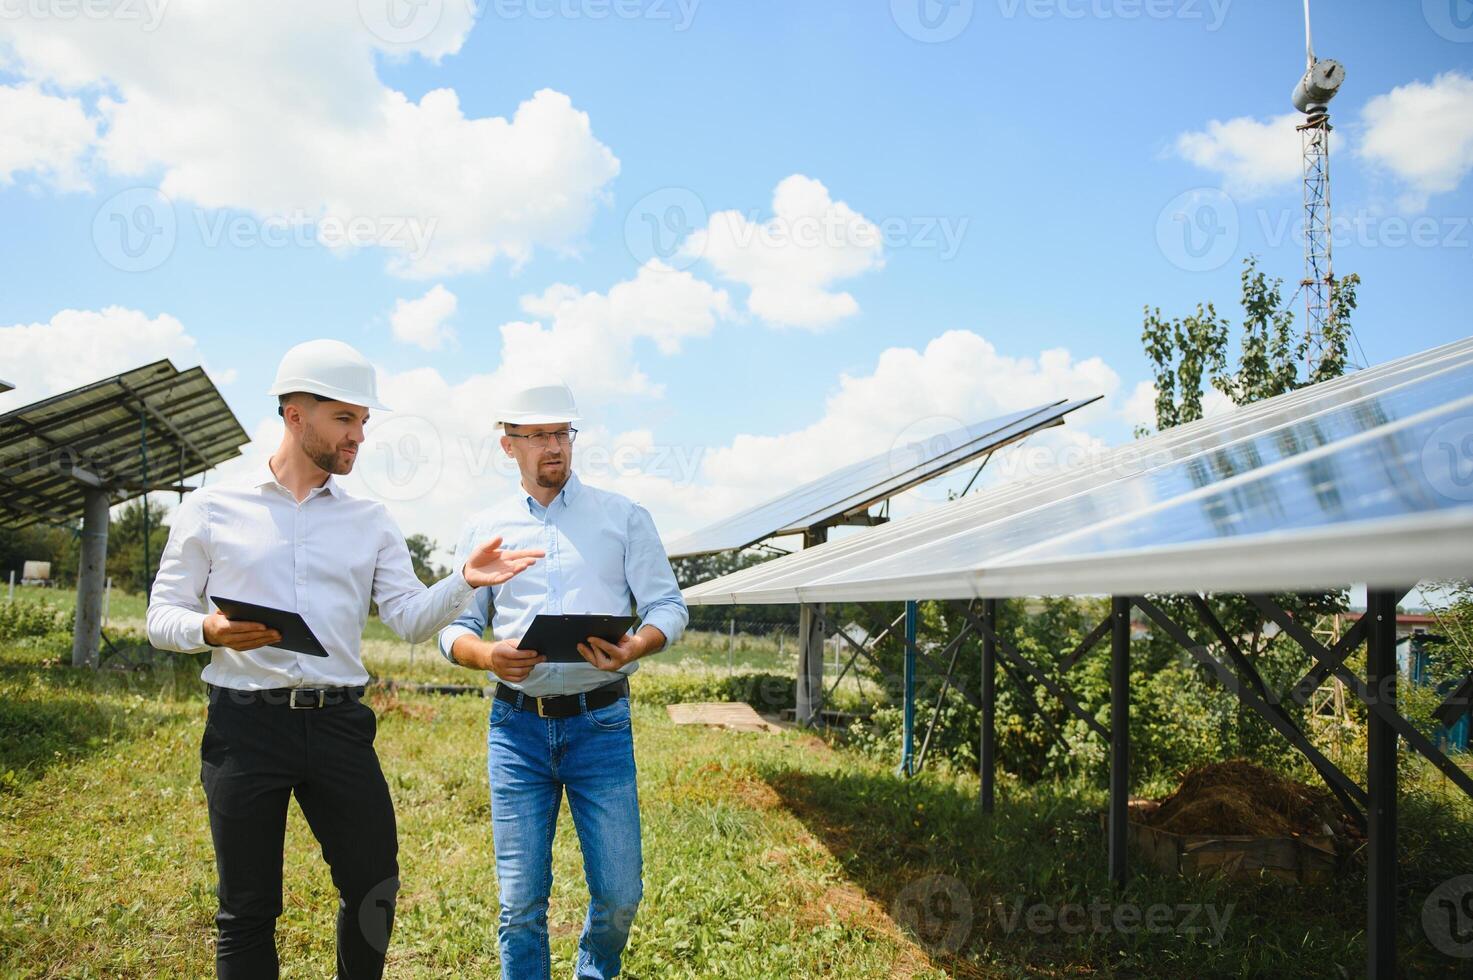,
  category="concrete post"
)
[71,487,111,668]
[794,526,828,725]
